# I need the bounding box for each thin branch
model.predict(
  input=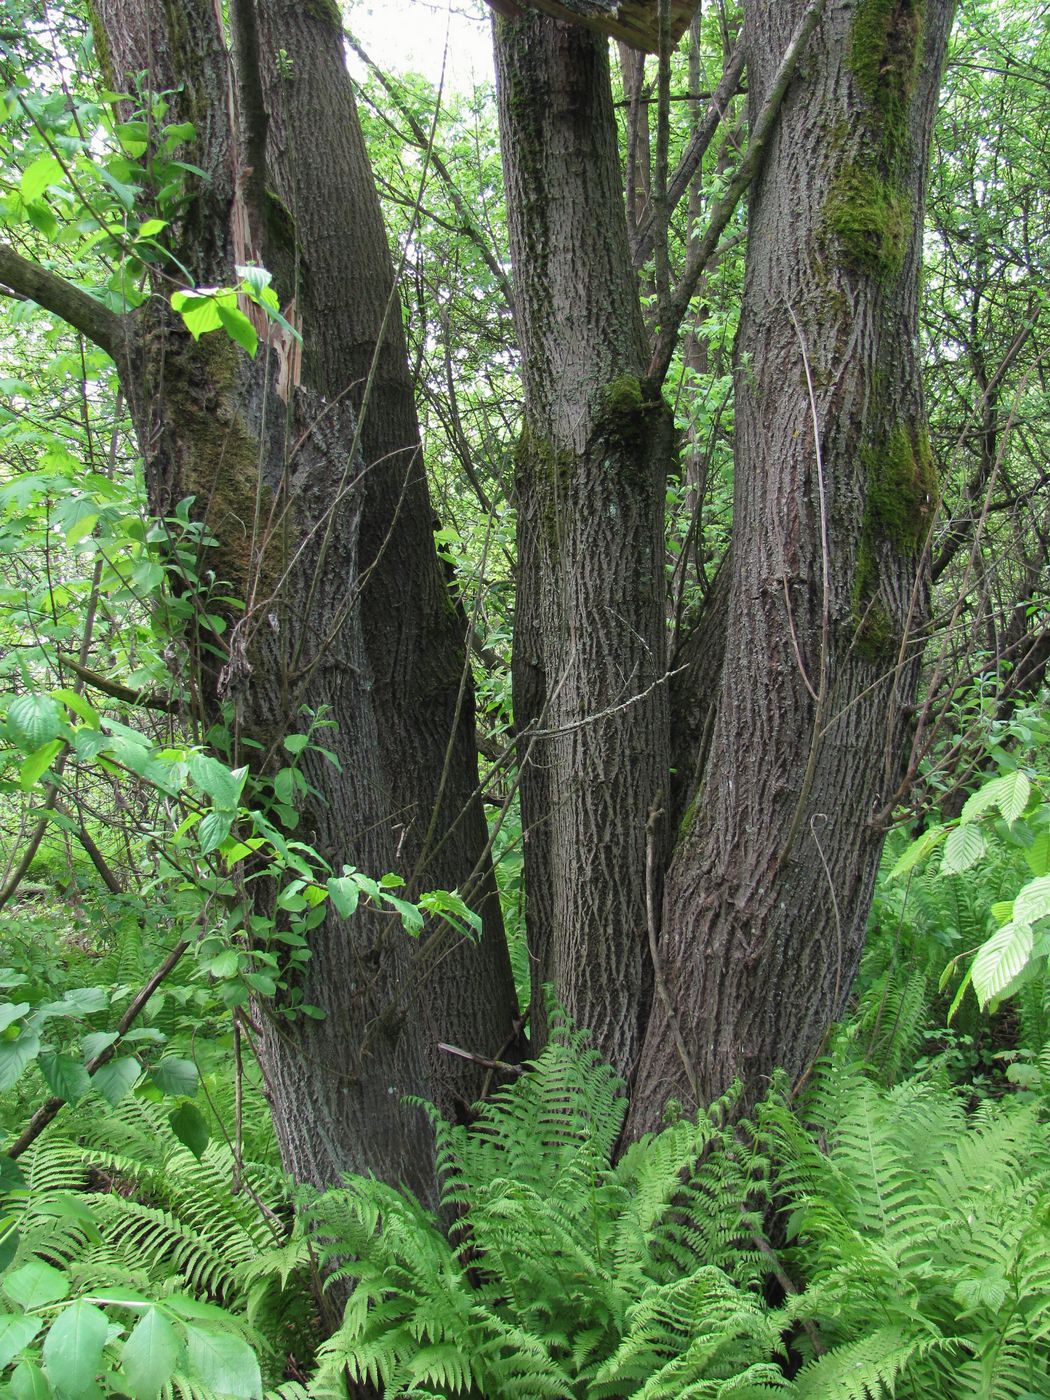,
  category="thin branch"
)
[647,0,827,386]
[58,656,178,713]
[0,242,128,362]
[7,939,191,1159]
[645,802,700,1107]
[632,41,745,268]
